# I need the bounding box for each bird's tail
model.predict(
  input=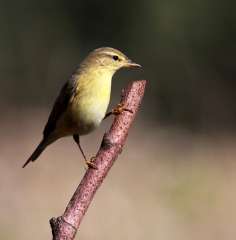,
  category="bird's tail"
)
[22,139,48,168]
